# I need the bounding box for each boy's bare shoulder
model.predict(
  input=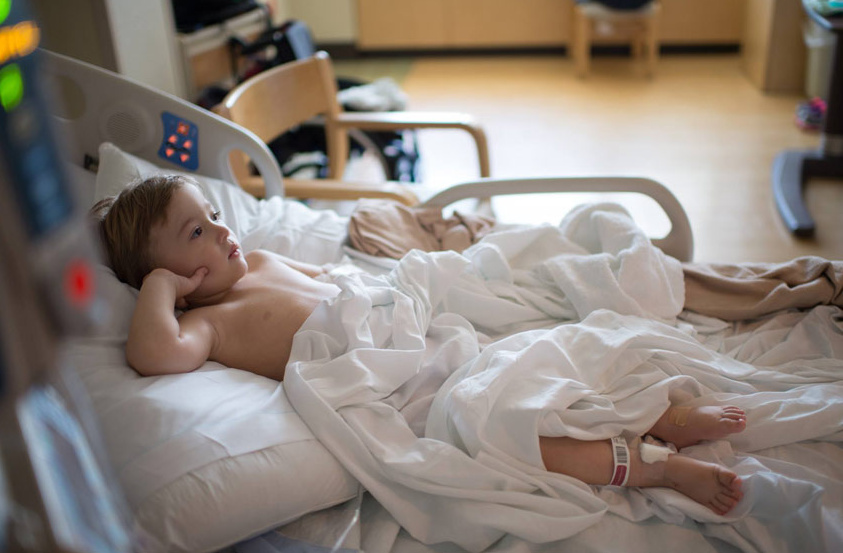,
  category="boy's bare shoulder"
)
[244,249,280,266]
[245,249,268,261]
